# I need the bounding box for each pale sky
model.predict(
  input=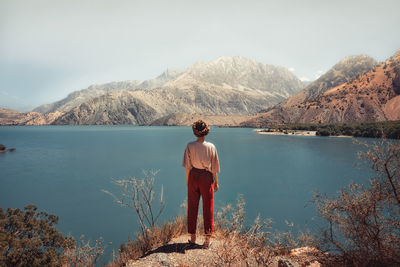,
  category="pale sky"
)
[1,0,400,111]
